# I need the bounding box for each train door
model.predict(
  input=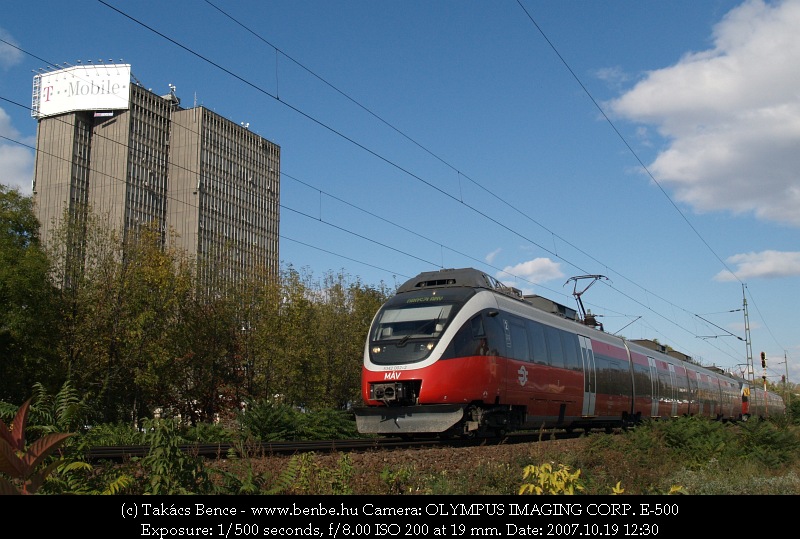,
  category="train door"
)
[698,374,708,416]
[647,356,659,417]
[578,336,597,416]
[501,315,532,418]
[668,364,678,417]
[685,369,698,416]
